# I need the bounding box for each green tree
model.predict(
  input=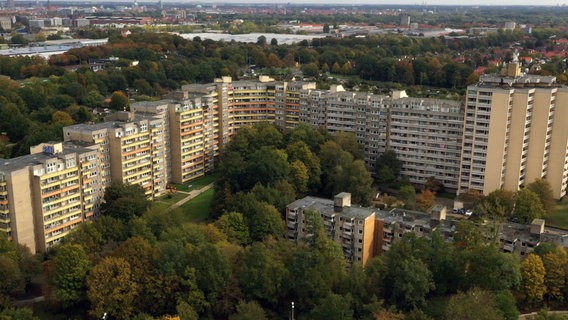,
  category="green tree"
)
[454,220,486,250]
[376,149,403,178]
[229,300,267,320]
[478,189,515,221]
[176,300,199,320]
[301,63,320,78]
[329,159,373,206]
[380,235,434,311]
[334,132,363,160]
[214,212,251,245]
[102,181,150,222]
[494,290,520,320]
[462,245,521,292]
[187,243,231,316]
[256,35,267,46]
[0,256,25,299]
[377,166,397,189]
[309,293,353,320]
[521,254,546,306]
[248,201,285,242]
[286,140,321,193]
[53,243,91,307]
[87,257,138,320]
[236,242,288,306]
[399,185,417,210]
[445,288,503,320]
[83,90,105,108]
[250,182,296,213]
[243,147,290,190]
[514,188,546,224]
[288,160,309,197]
[0,307,39,320]
[527,178,556,215]
[109,90,129,110]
